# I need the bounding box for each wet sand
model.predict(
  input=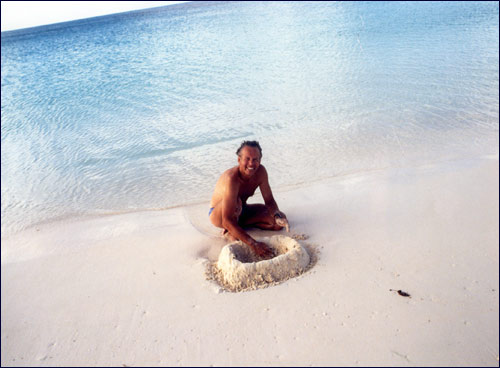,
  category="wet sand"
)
[1,156,498,366]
